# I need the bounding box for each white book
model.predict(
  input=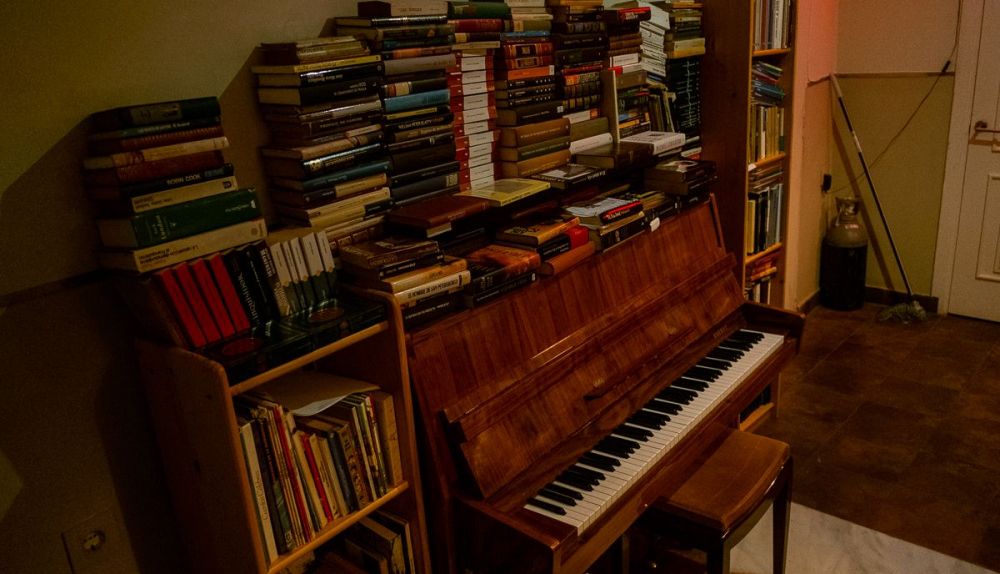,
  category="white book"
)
[238,420,278,563]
